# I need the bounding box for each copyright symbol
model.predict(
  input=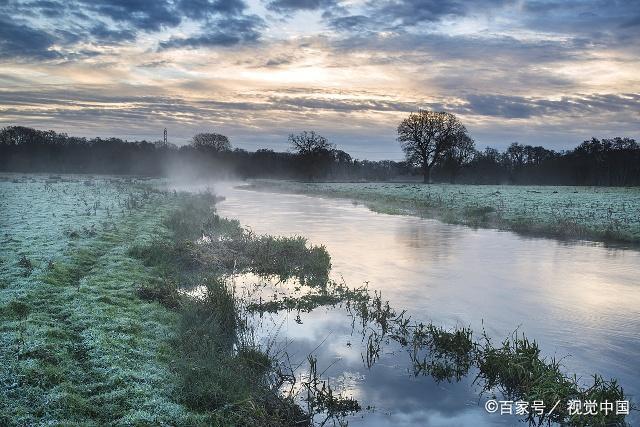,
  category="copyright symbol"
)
[485,399,498,413]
